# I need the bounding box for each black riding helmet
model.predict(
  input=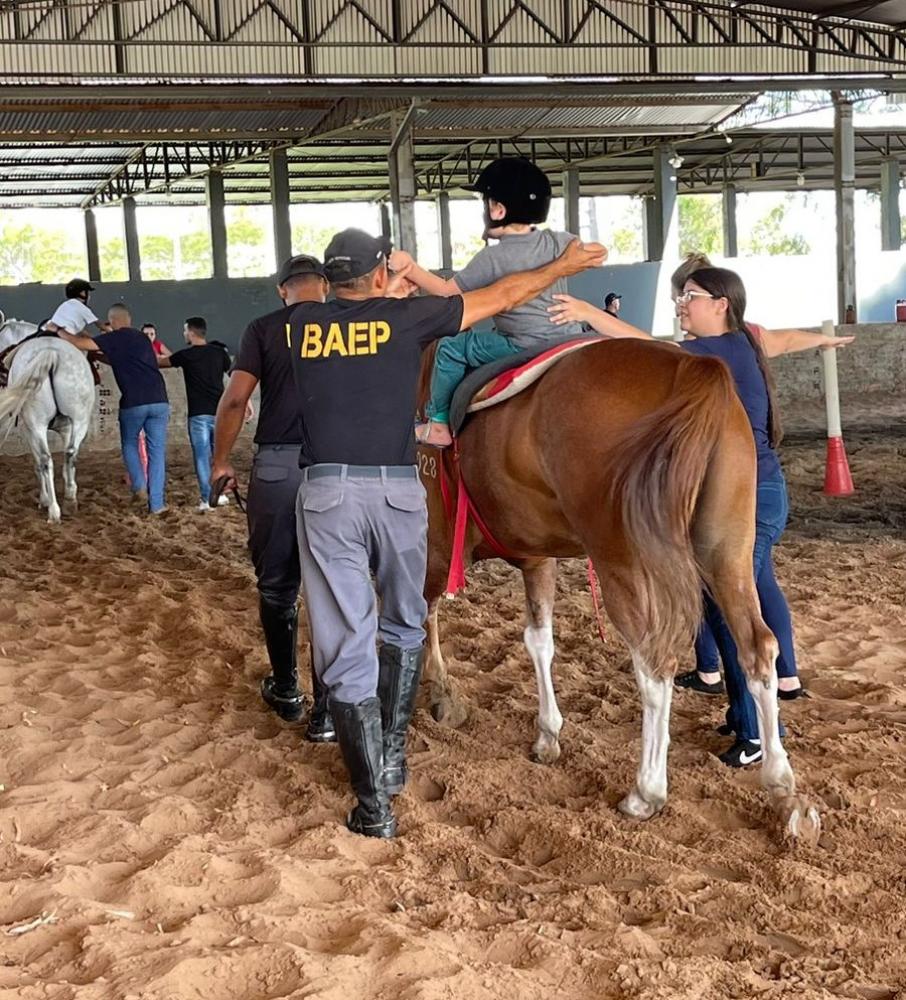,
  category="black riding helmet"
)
[464,157,552,228]
[65,278,94,299]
